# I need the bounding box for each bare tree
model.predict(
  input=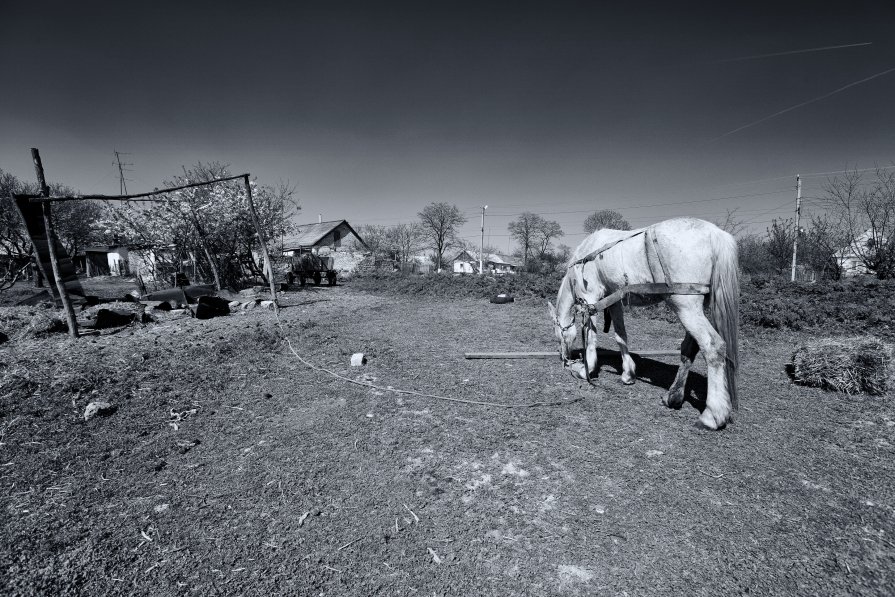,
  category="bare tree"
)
[583,209,630,234]
[715,208,748,236]
[801,214,850,280]
[737,234,772,276]
[356,224,393,263]
[508,212,542,264]
[535,219,564,258]
[765,218,795,274]
[418,203,467,271]
[389,222,425,264]
[822,167,895,279]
